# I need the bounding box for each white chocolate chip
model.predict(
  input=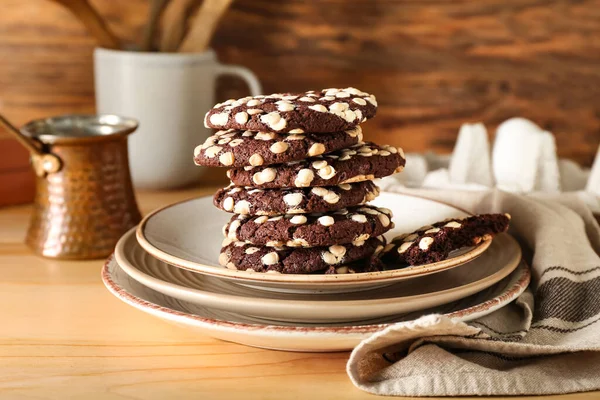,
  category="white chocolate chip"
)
[308,104,328,113]
[343,109,356,123]
[227,220,241,240]
[252,168,277,185]
[204,146,222,158]
[227,187,241,194]
[228,138,244,148]
[283,193,303,206]
[285,134,305,141]
[425,227,441,234]
[318,216,335,226]
[219,152,235,166]
[398,241,413,254]
[235,112,249,124]
[311,160,328,170]
[338,183,351,190]
[246,99,261,107]
[398,147,405,158]
[294,169,315,187]
[329,102,349,114]
[270,141,289,154]
[354,233,370,242]
[354,109,363,122]
[311,187,328,196]
[352,98,367,106]
[321,251,338,265]
[260,112,287,131]
[290,215,307,225]
[298,97,315,102]
[317,165,336,180]
[335,91,350,98]
[323,191,340,204]
[233,200,251,214]
[254,216,268,224]
[378,213,390,227]
[266,240,284,247]
[419,237,434,250]
[288,128,305,134]
[350,214,367,224]
[261,252,279,265]
[336,266,349,274]
[255,132,275,141]
[275,100,295,112]
[445,221,462,228]
[268,215,283,221]
[223,197,234,211]
[209,112,229,126]
[218,252,230,266]
[329,245,347,257]
[308,143,326,157]
[193,145,202,157]
[245,247,260,254]
[247,108,263,115]
[249,154,264,166]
